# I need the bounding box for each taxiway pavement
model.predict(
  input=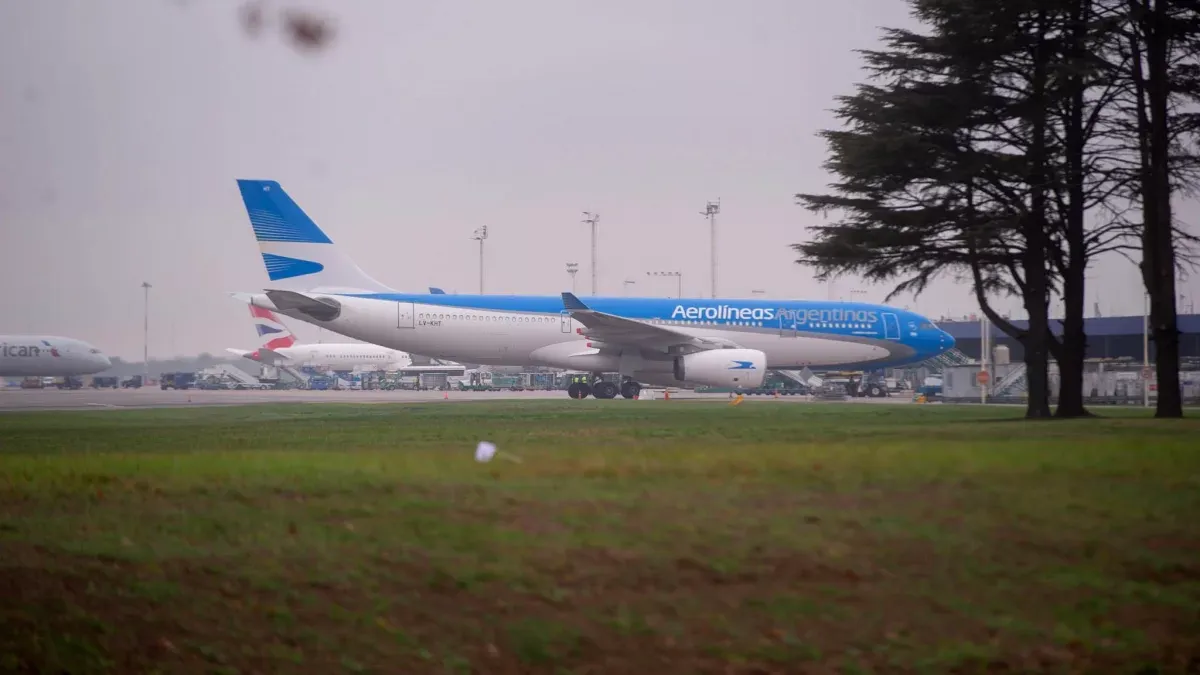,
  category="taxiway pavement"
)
[0,387,917,412]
